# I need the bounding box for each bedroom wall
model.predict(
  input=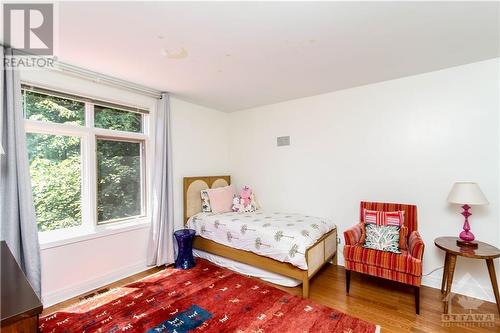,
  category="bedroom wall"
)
[19,69,230,306]
[228,58,500,302]
[170,98,231,229]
